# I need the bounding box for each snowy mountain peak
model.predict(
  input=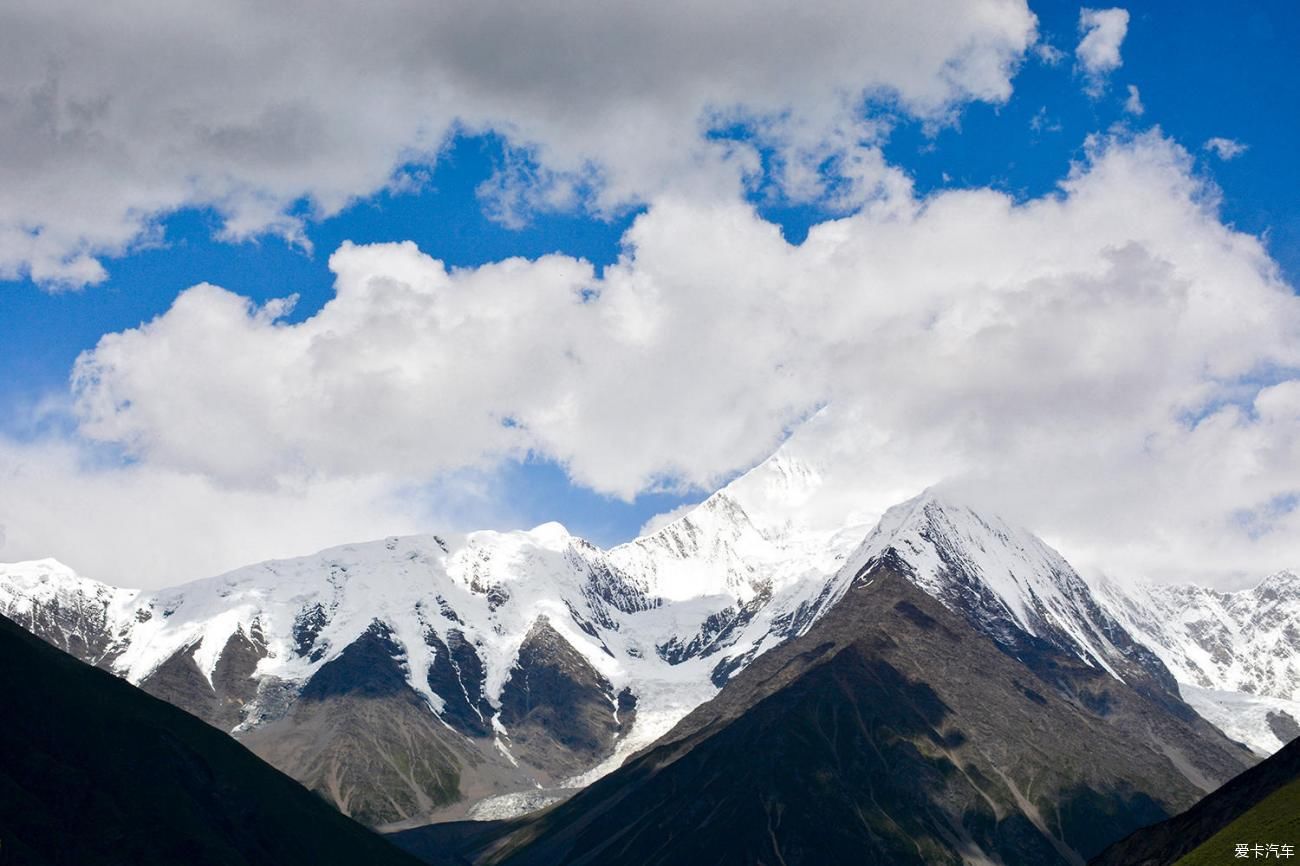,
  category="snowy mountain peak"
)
[1091,568,1300,754]
[0,557,113,596]
[609,416,869,607]
[0,558,139,665]
[856,488,1071,632]
[717,442,825,537]
[1254,569,1300,601]
[841,488,1176,690]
